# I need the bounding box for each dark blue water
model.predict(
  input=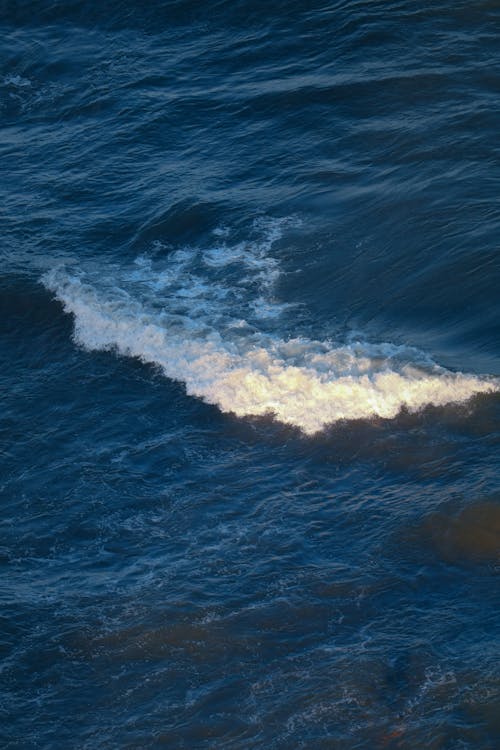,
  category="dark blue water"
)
[2,2,500,748]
